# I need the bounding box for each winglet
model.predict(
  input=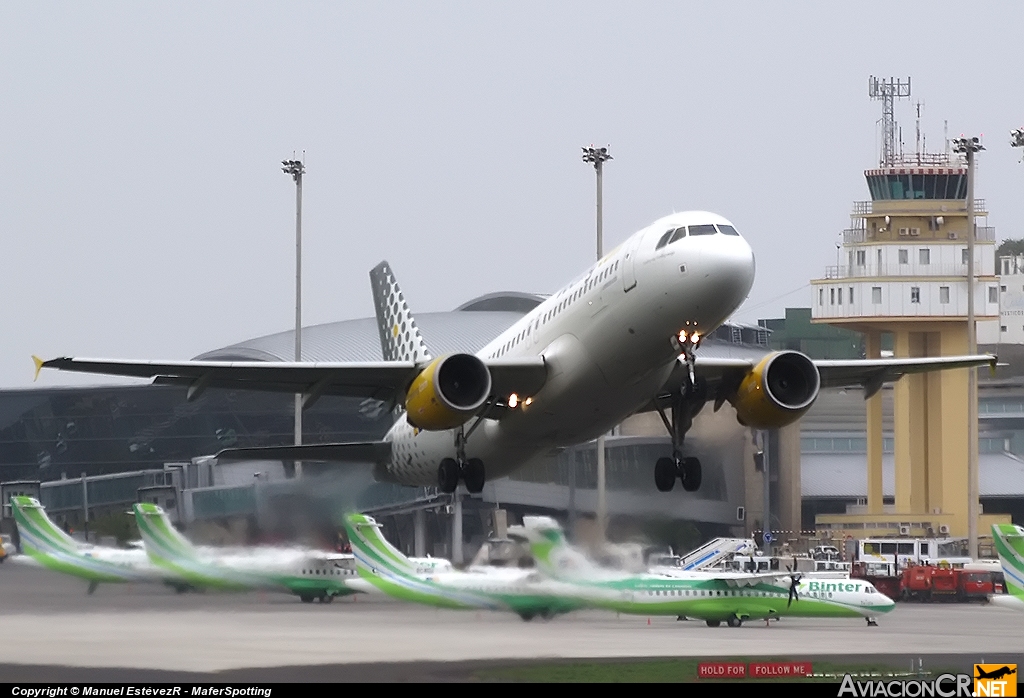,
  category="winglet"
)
[32,356,44,381]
